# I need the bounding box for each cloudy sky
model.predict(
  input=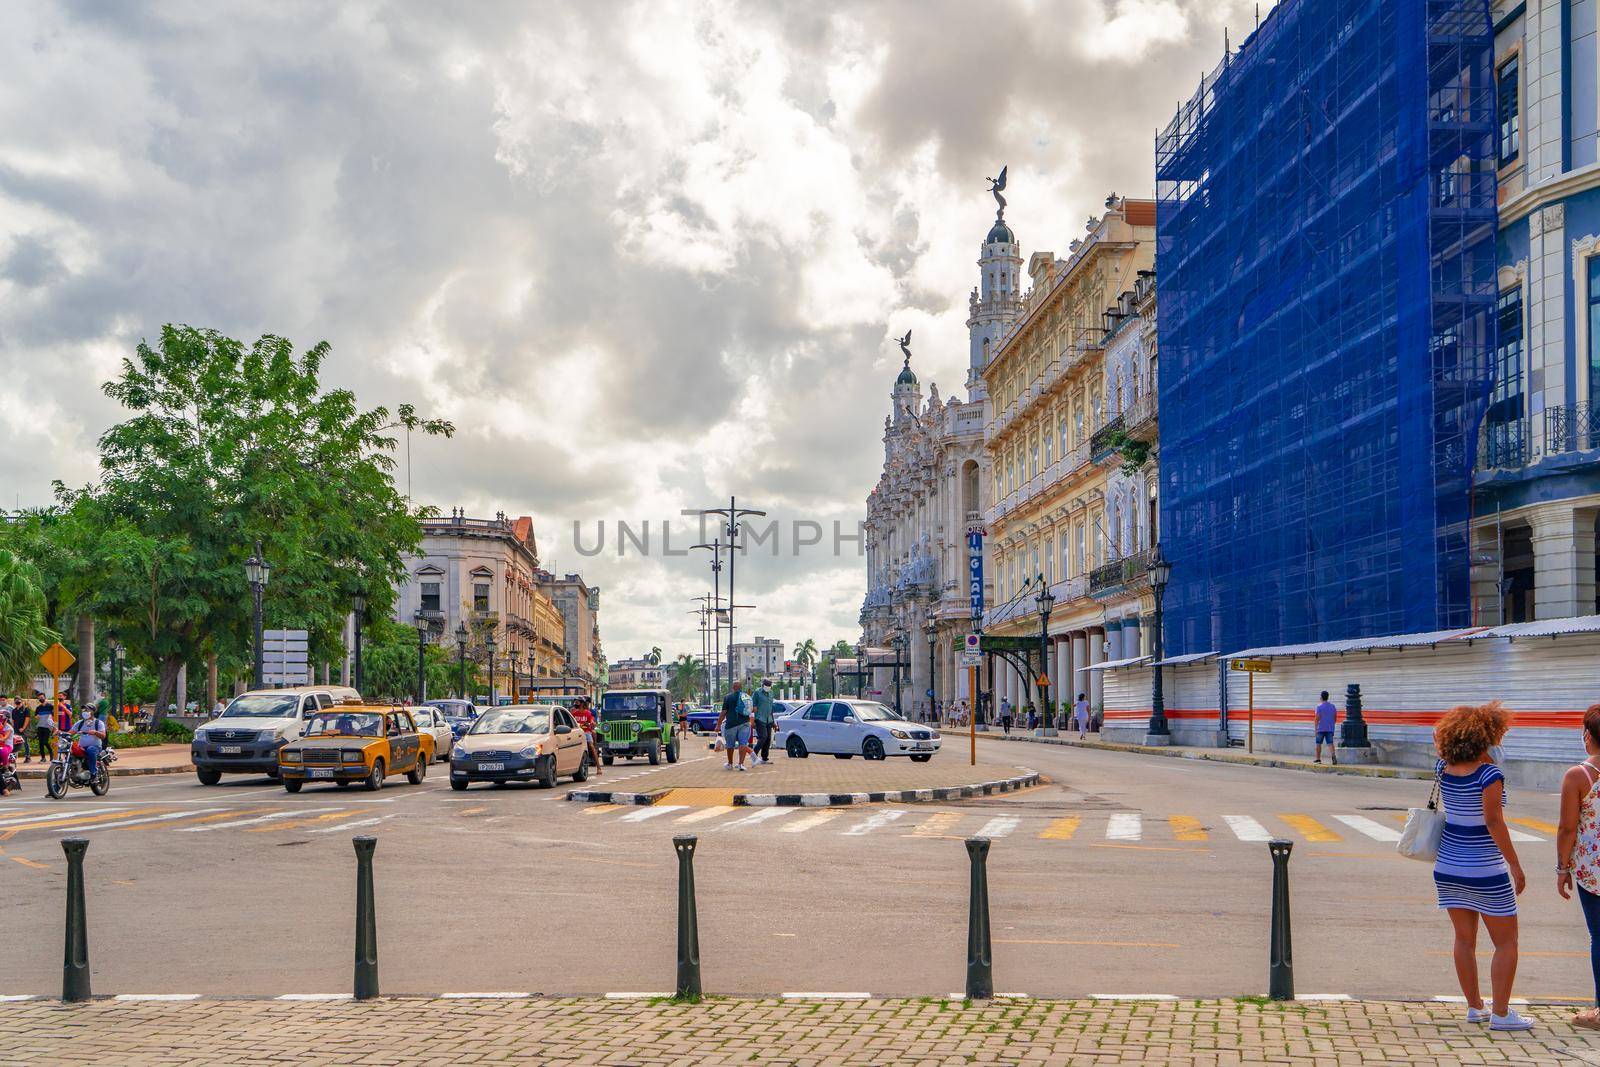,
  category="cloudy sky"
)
[0,0,1266,663]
